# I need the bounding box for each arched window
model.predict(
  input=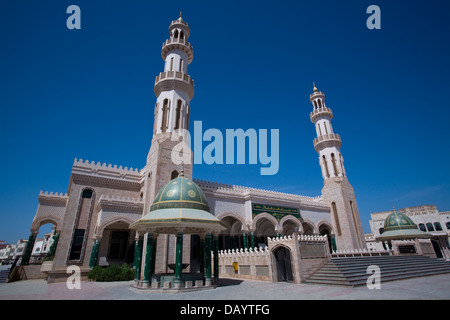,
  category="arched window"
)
[446,222,450,230]
[426,222,435,232]
[349,201,360,240]
[170,57,174,71]
[68,188,95,261]
[418,223,427,232]
[179,58,183,72]
[161,99,169,132]
[434,222,443,231]
[314,101,317,109]
[174,29,179,39]
[322,155,330,178]
[331,202,341,236]
[174,100,182,130]
[331,153,339,176]
[318,100,322,108]
[180,30,184,40]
